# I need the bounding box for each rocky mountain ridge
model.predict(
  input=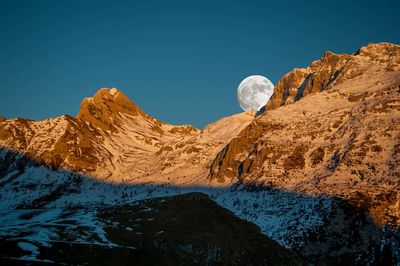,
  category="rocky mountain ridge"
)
[265,42,400,111]
[209,42,400,228]
[0,88,254,184]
